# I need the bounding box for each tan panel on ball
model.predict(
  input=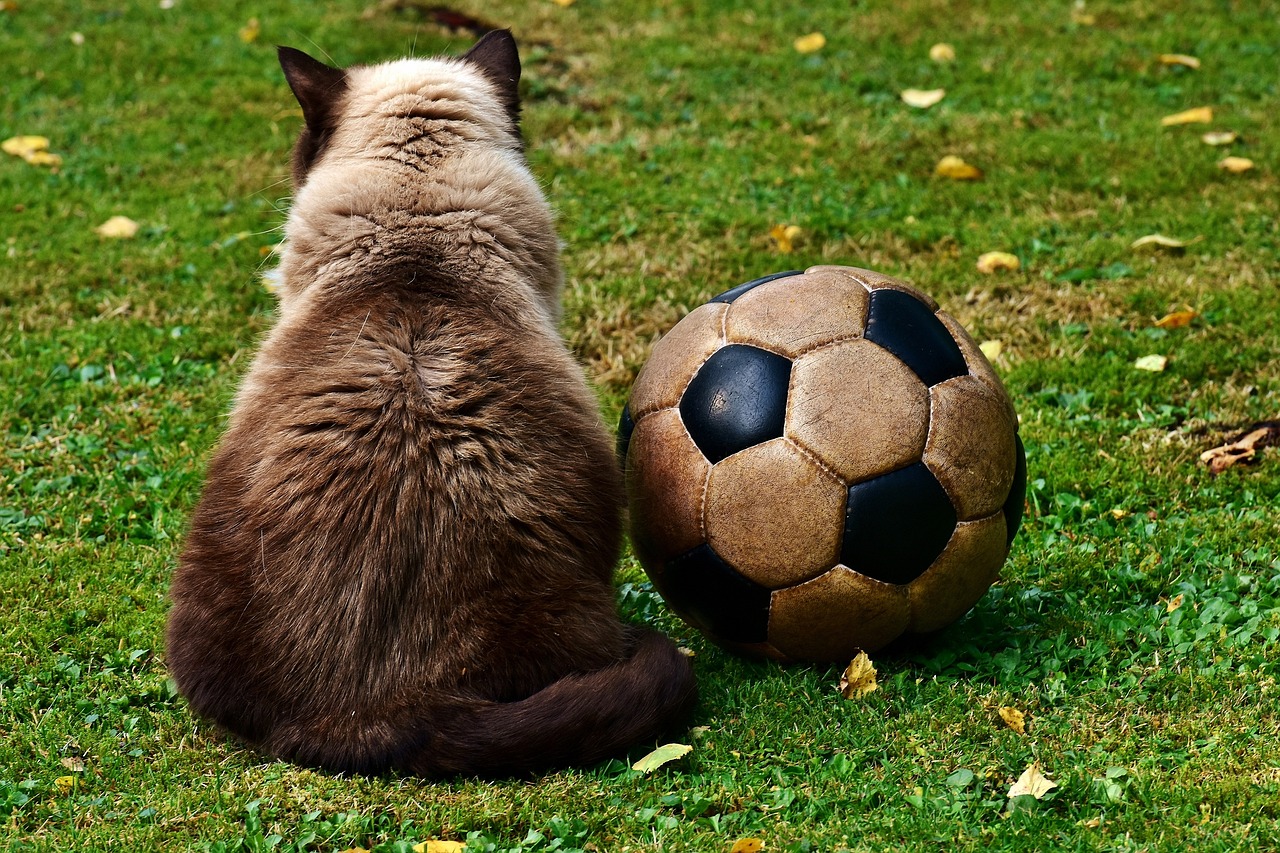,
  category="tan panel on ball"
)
[787,337,930,483]
[704,438,845,588]
[626,408,710,567]
[629,302,728,418]
[768,566,910,660]
[924,375,1018,520]
[906,514,1007,633]
[725,268,870,358]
